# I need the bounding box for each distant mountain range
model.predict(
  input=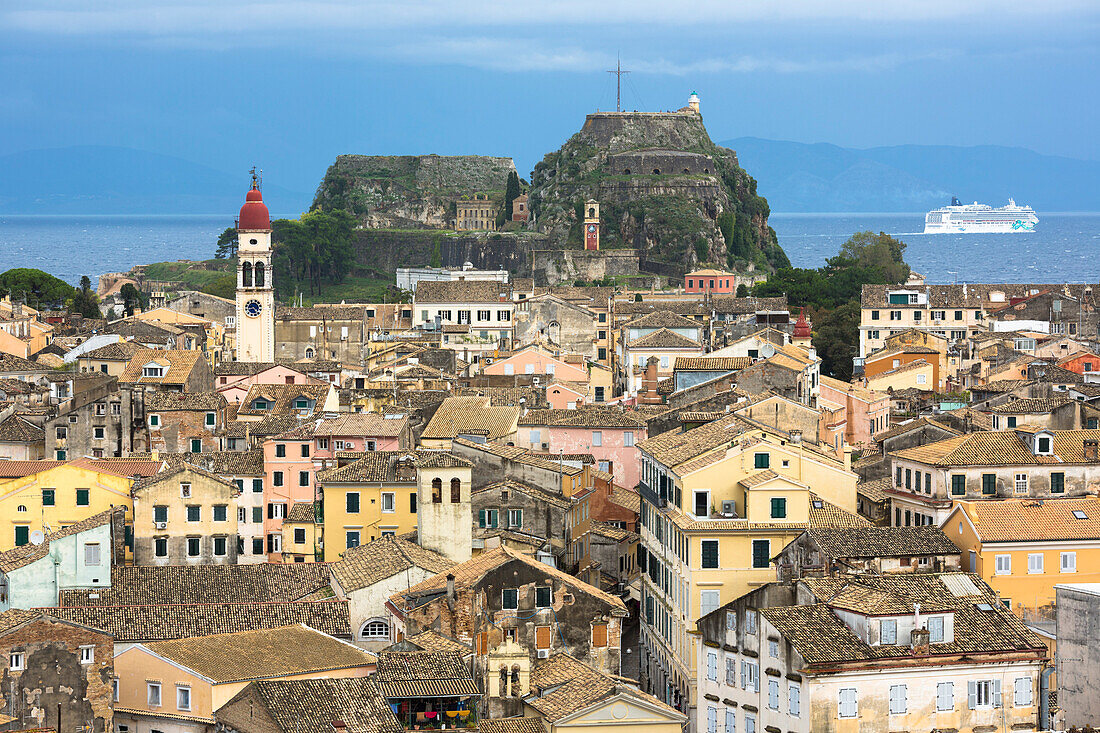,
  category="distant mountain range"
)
[0,146,312,216]
[720,137,1100,213]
